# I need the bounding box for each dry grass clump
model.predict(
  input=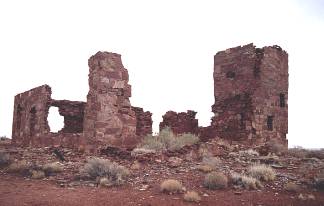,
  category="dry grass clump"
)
[239,149,259,157]
[31,170,45,179]
[197,165,213,173]
[231,172,262,190]
[247,164,276,182]
[202,156,221,168]
[160,179,183,193]
[137,127,199,152]
[6,160,30,174]
[203,171,228,190]
[80,158,130,185]
[42,162,63,175]
[183,191,201,202]
[284,182,300,192]
[0,151,10,166]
